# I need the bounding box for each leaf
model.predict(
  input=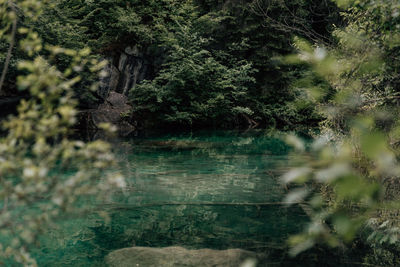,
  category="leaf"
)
[282,167,311,184]
[360,132,388,159]
[315,163,350,183]
[285,135,305,152]
[289,235,315,257]
[284,188,309,205]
